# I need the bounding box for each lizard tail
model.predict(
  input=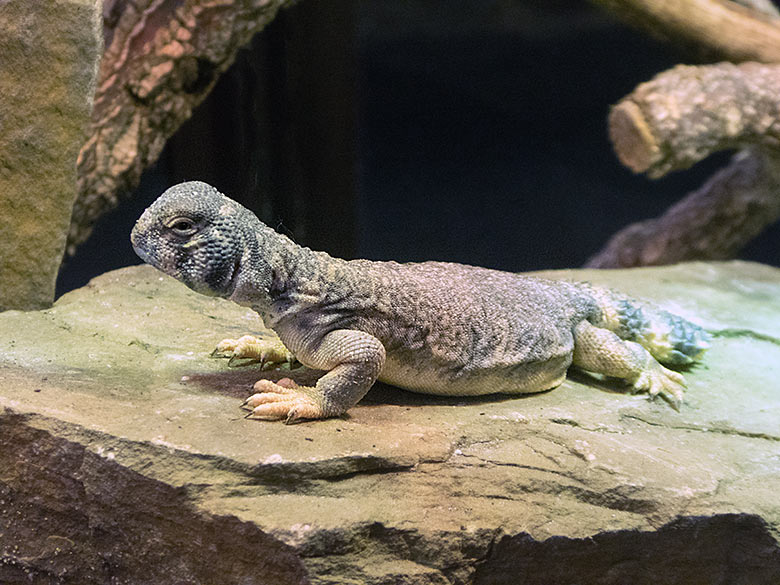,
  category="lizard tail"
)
[586,286,711,366]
